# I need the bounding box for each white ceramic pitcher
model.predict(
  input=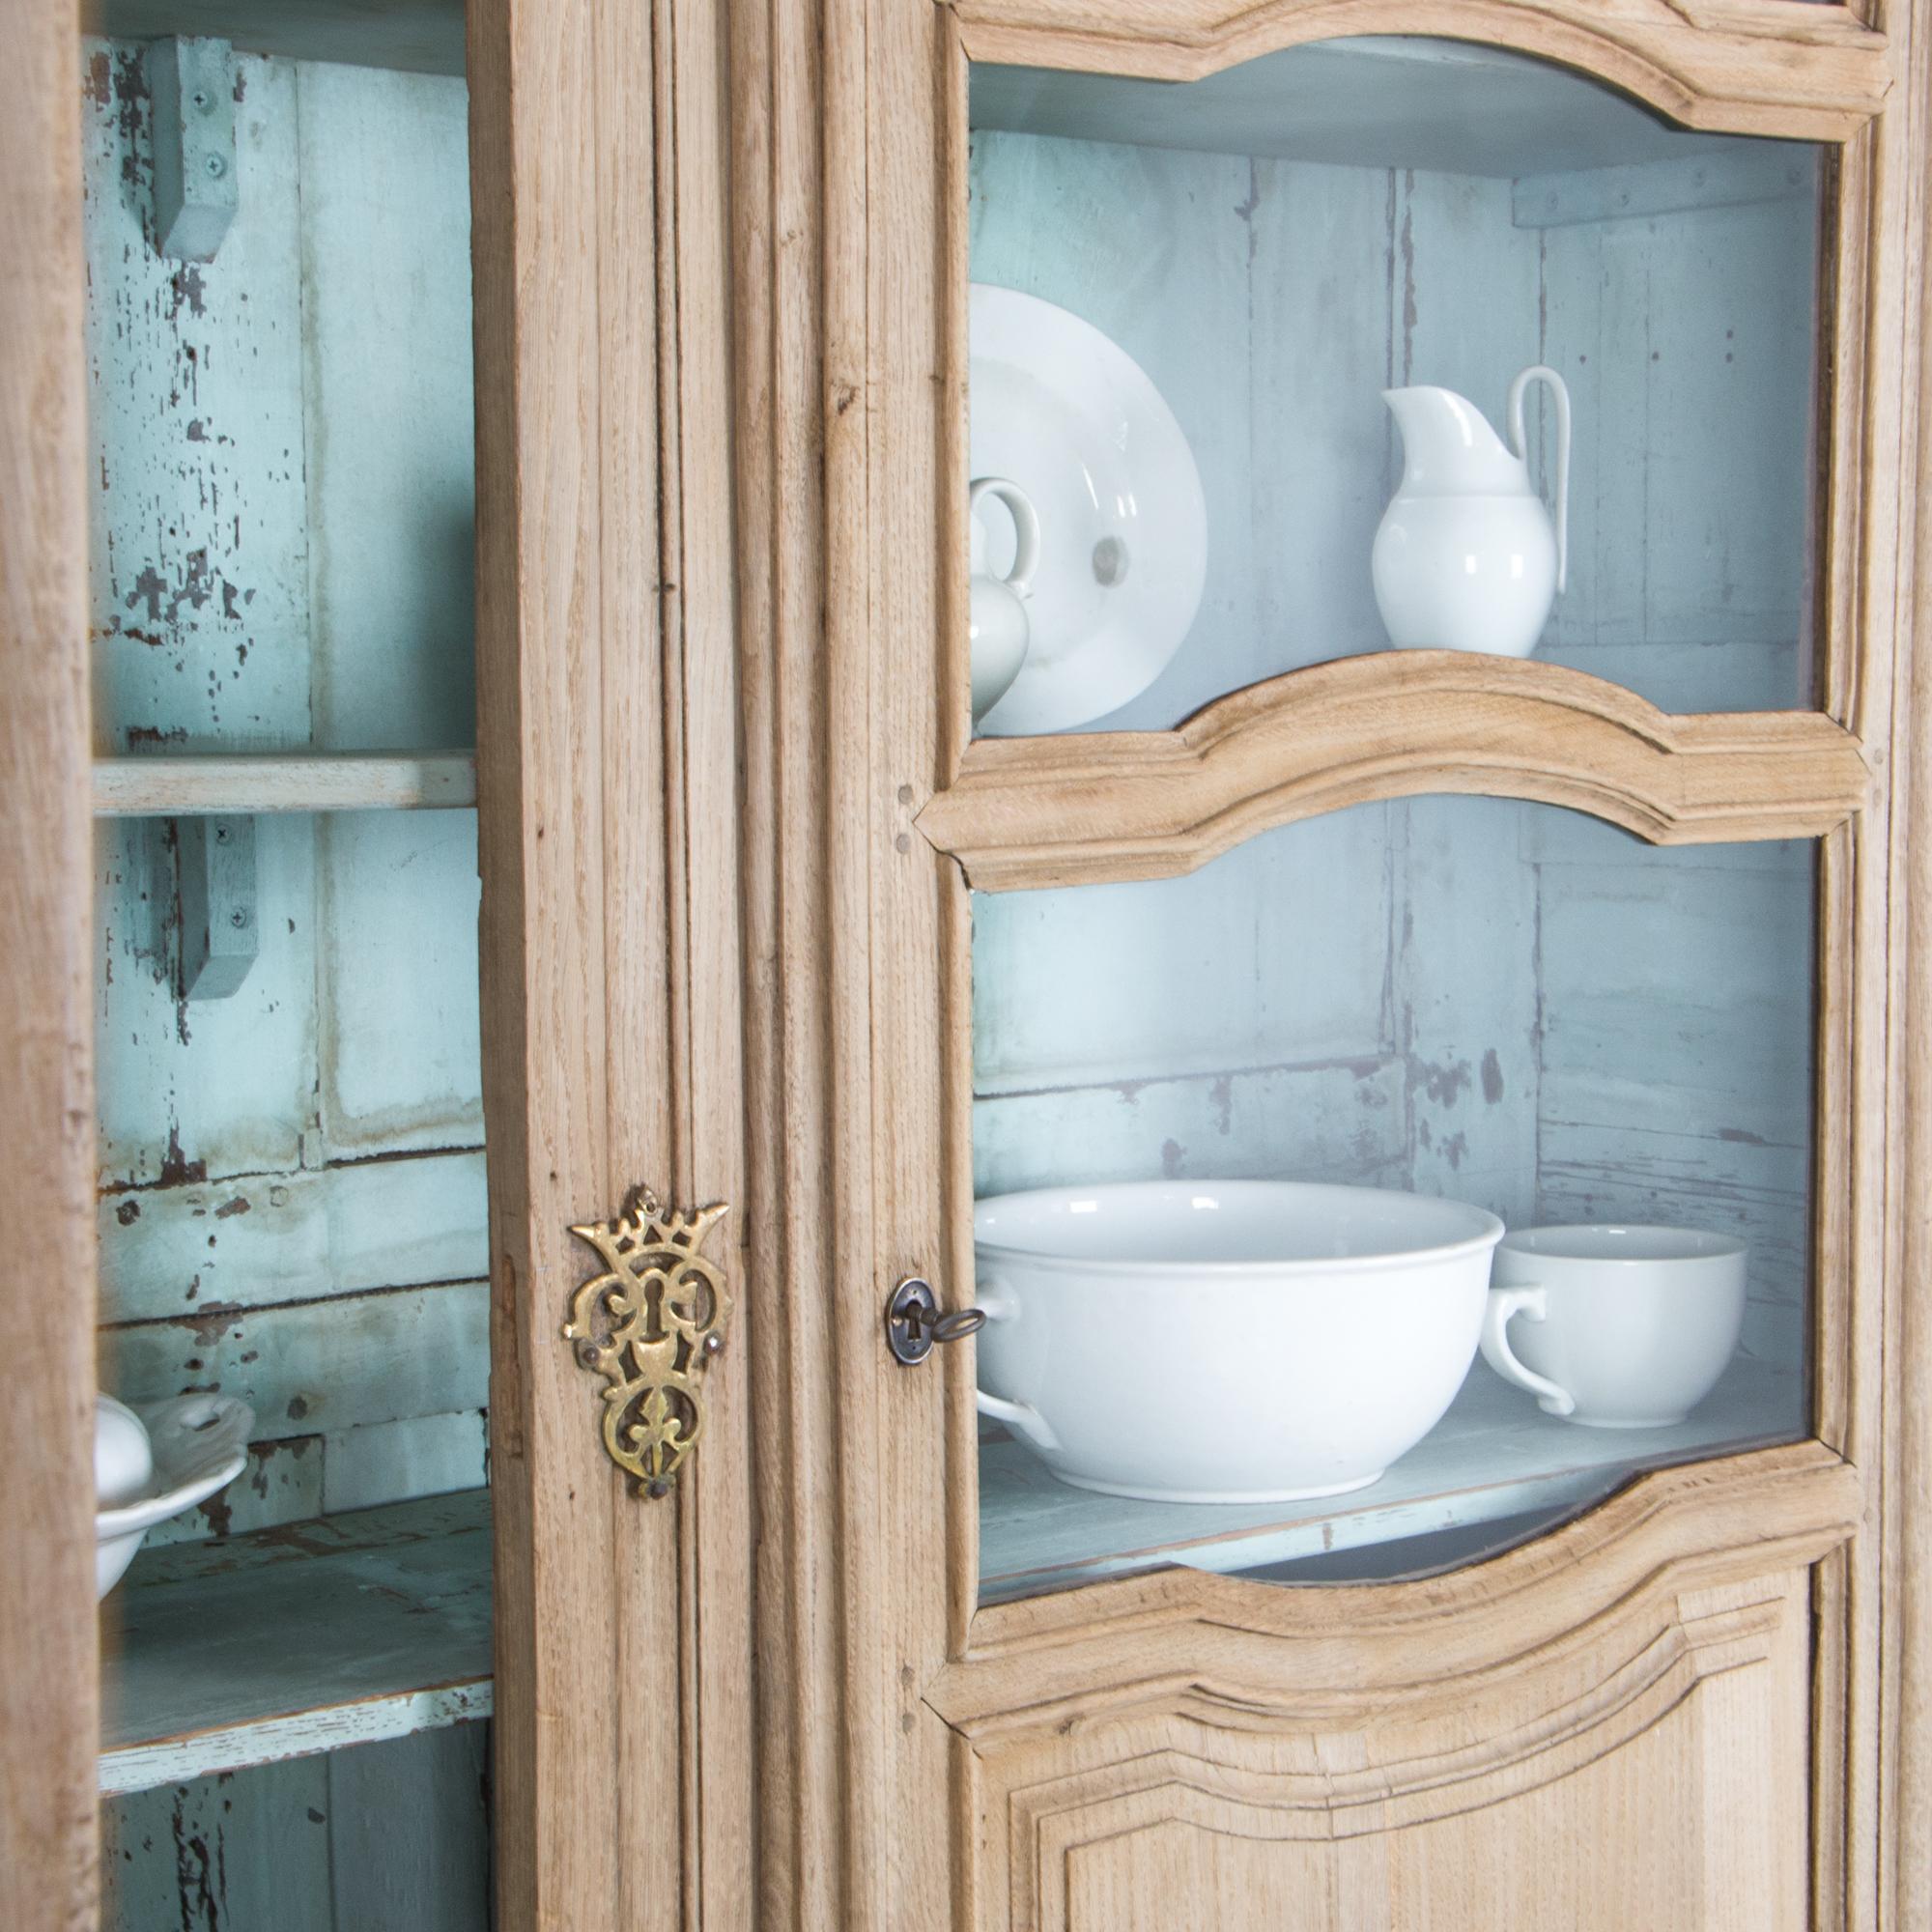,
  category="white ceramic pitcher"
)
[1372,365,1570,660]
[969,476,1040,724]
